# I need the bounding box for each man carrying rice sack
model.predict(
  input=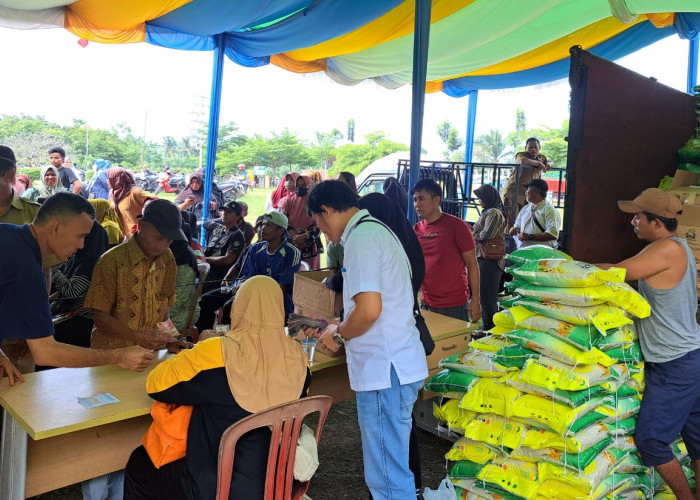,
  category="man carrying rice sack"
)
[597,187,700,500]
